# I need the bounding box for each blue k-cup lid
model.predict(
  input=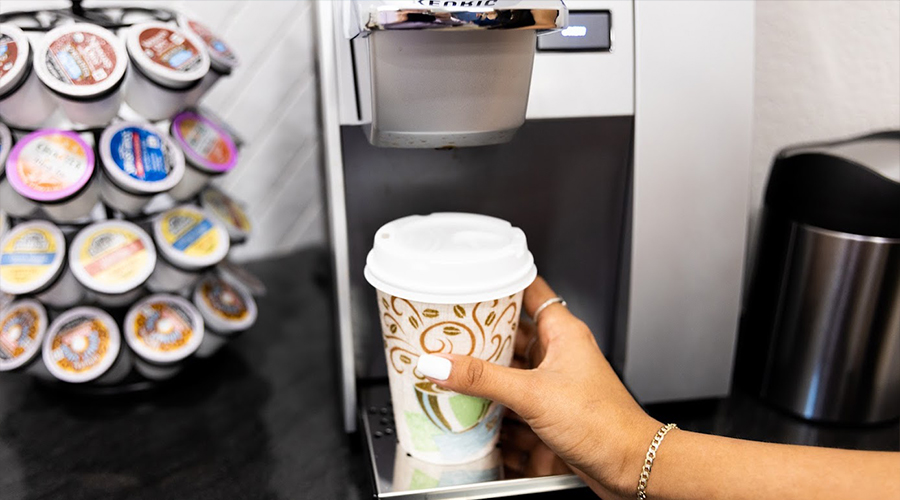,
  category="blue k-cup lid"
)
[99,121,185,195]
